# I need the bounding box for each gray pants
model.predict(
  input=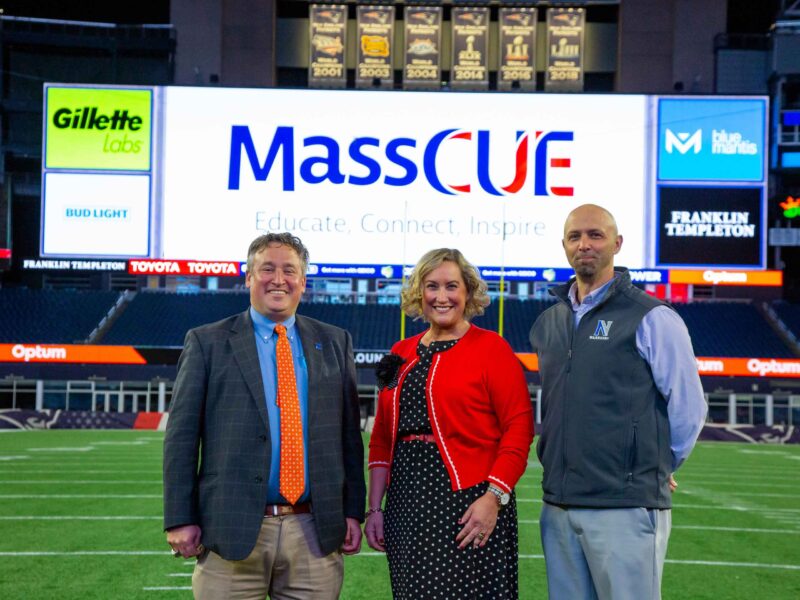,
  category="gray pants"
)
[540,502,671,600]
